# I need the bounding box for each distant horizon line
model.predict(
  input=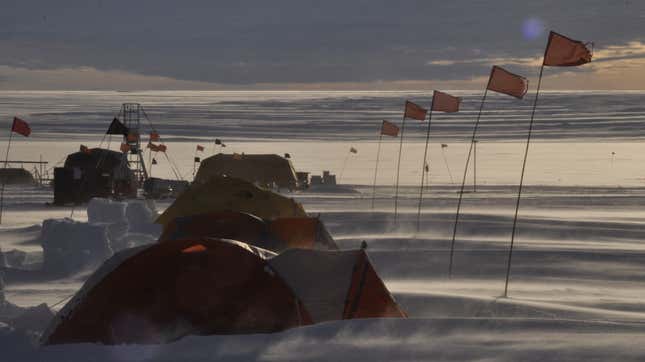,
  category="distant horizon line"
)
[0,89,644,93]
